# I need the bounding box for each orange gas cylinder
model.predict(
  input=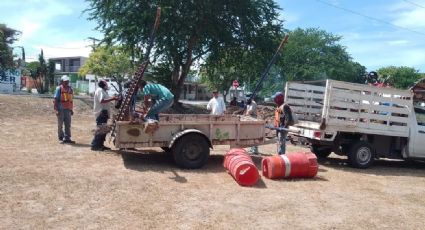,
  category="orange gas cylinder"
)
[223,148,259,186]
[262,152,318,179]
